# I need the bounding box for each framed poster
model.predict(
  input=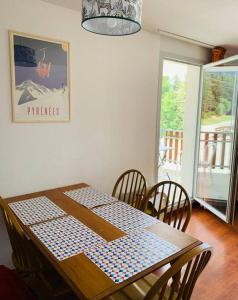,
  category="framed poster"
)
[9,31,70,122]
